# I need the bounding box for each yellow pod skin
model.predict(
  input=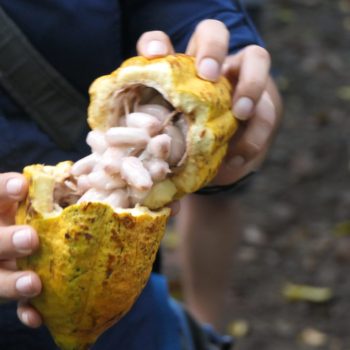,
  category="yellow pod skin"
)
[16,162,170,350]
[15,55,238,350]
[89,54,238,208]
